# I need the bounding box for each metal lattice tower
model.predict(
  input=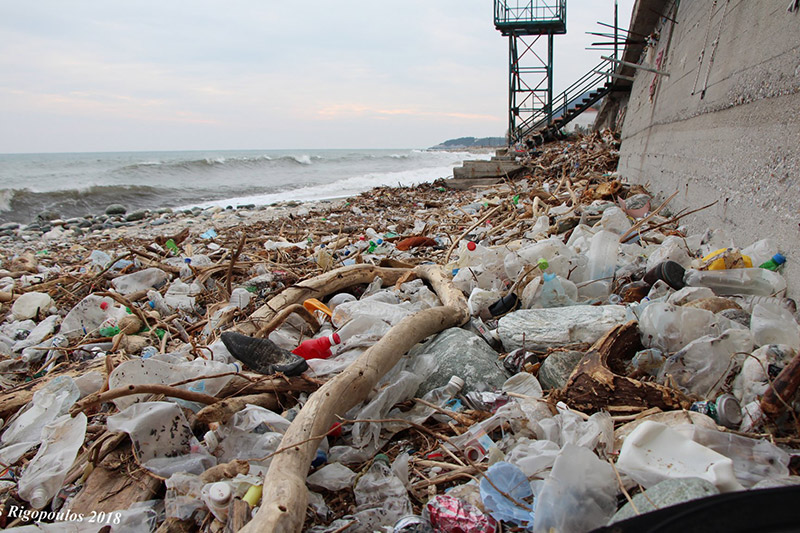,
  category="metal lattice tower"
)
[494,1,567,143]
